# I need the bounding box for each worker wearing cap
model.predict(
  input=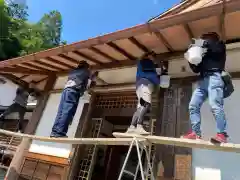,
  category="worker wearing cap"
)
[182,32,230,143]
[126,52,160,135]
[50,61,98,138]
